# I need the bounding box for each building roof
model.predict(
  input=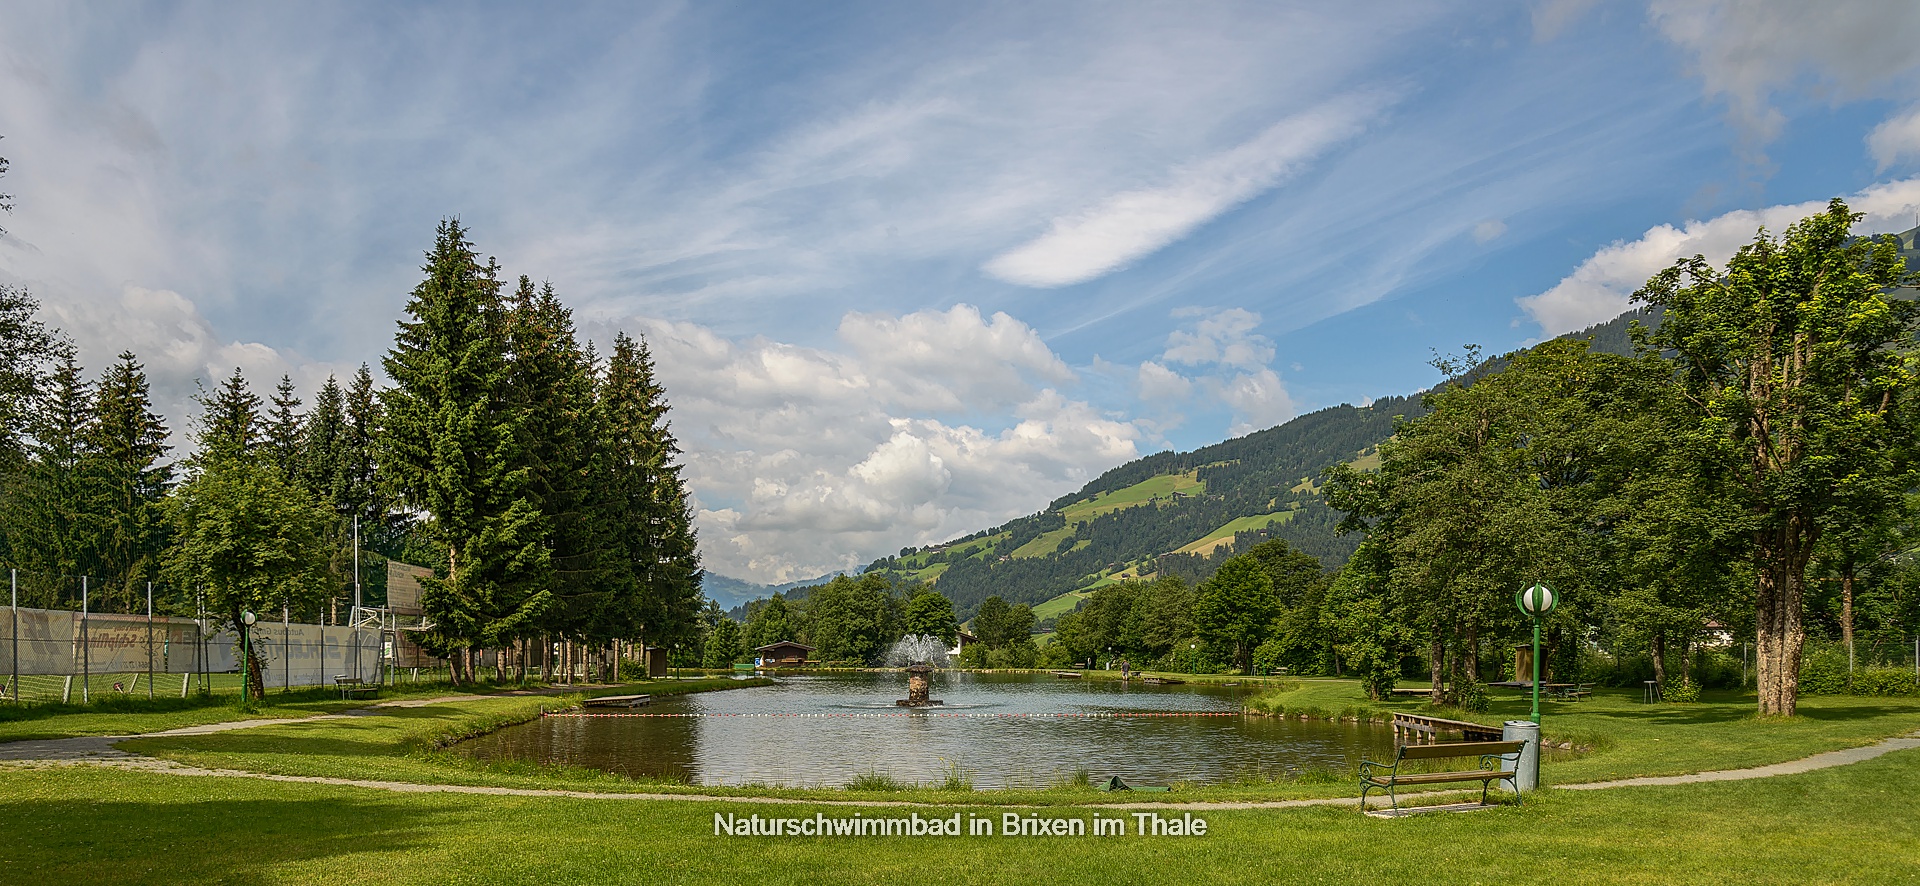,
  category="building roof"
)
[755,641,815,653]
